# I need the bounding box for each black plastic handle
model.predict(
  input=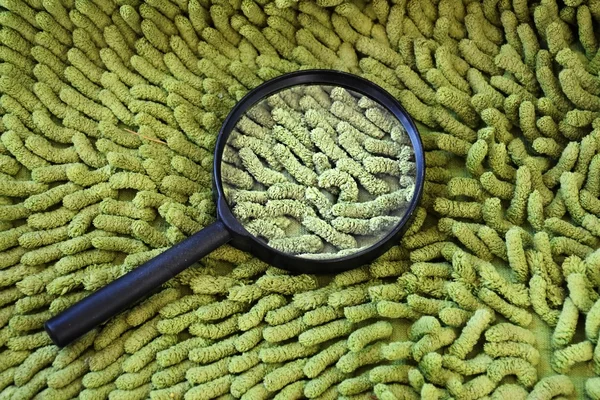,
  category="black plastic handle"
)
[45,221,232,347]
